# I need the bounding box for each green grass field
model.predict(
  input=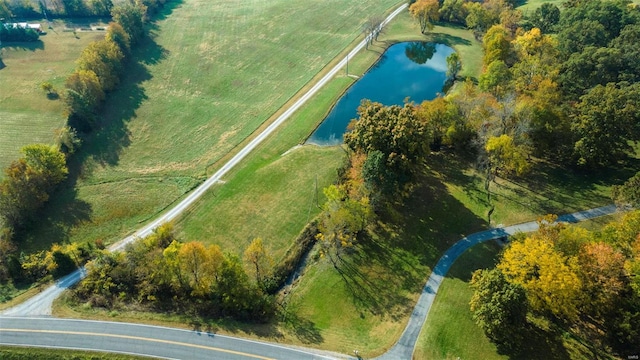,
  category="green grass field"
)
[51,9,488,353]
[50,8,637,356]
[19,0,404,252]
[174,10,485,258]
[0,19,106,172]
